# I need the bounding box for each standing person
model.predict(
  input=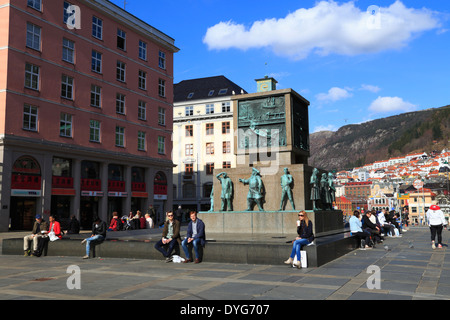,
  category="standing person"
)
[23,214,48,256]
[182,211,206,263]
[284,211,314,268]
[350,210,372,249]
[147,205,156,228]
[154,211,181,262]
[175,206,183,223]
[81,216,107,259]
[426,205,447,249]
